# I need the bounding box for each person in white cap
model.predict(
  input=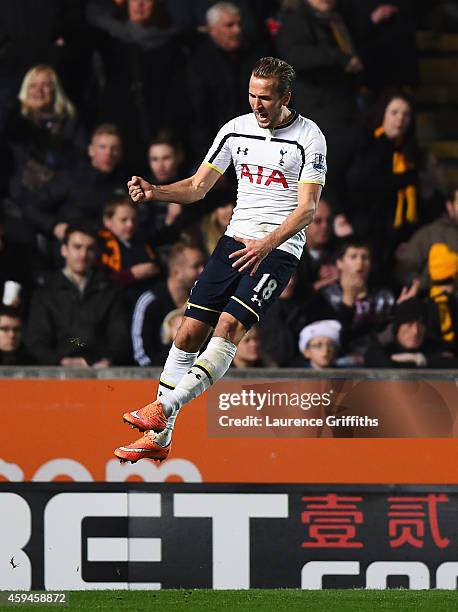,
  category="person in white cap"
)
[298,319,341,369]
